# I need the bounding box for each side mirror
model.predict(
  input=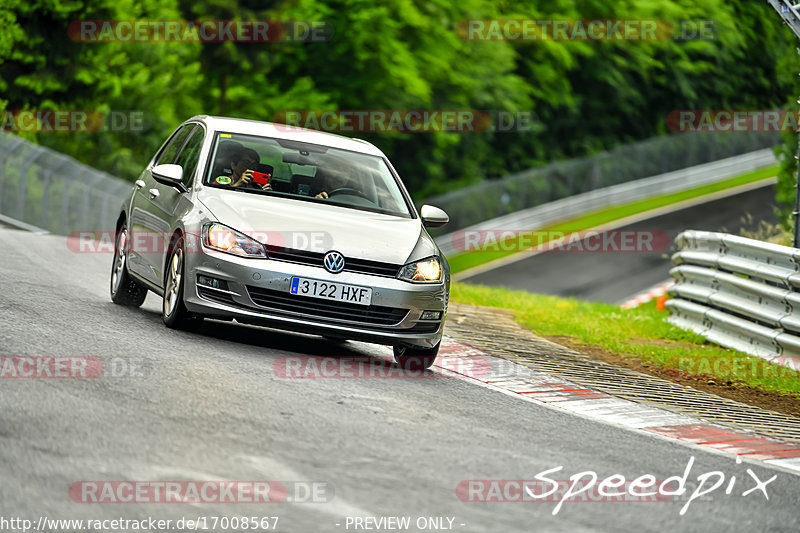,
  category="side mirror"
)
[420,205,449,228]
[152,164,183,184]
